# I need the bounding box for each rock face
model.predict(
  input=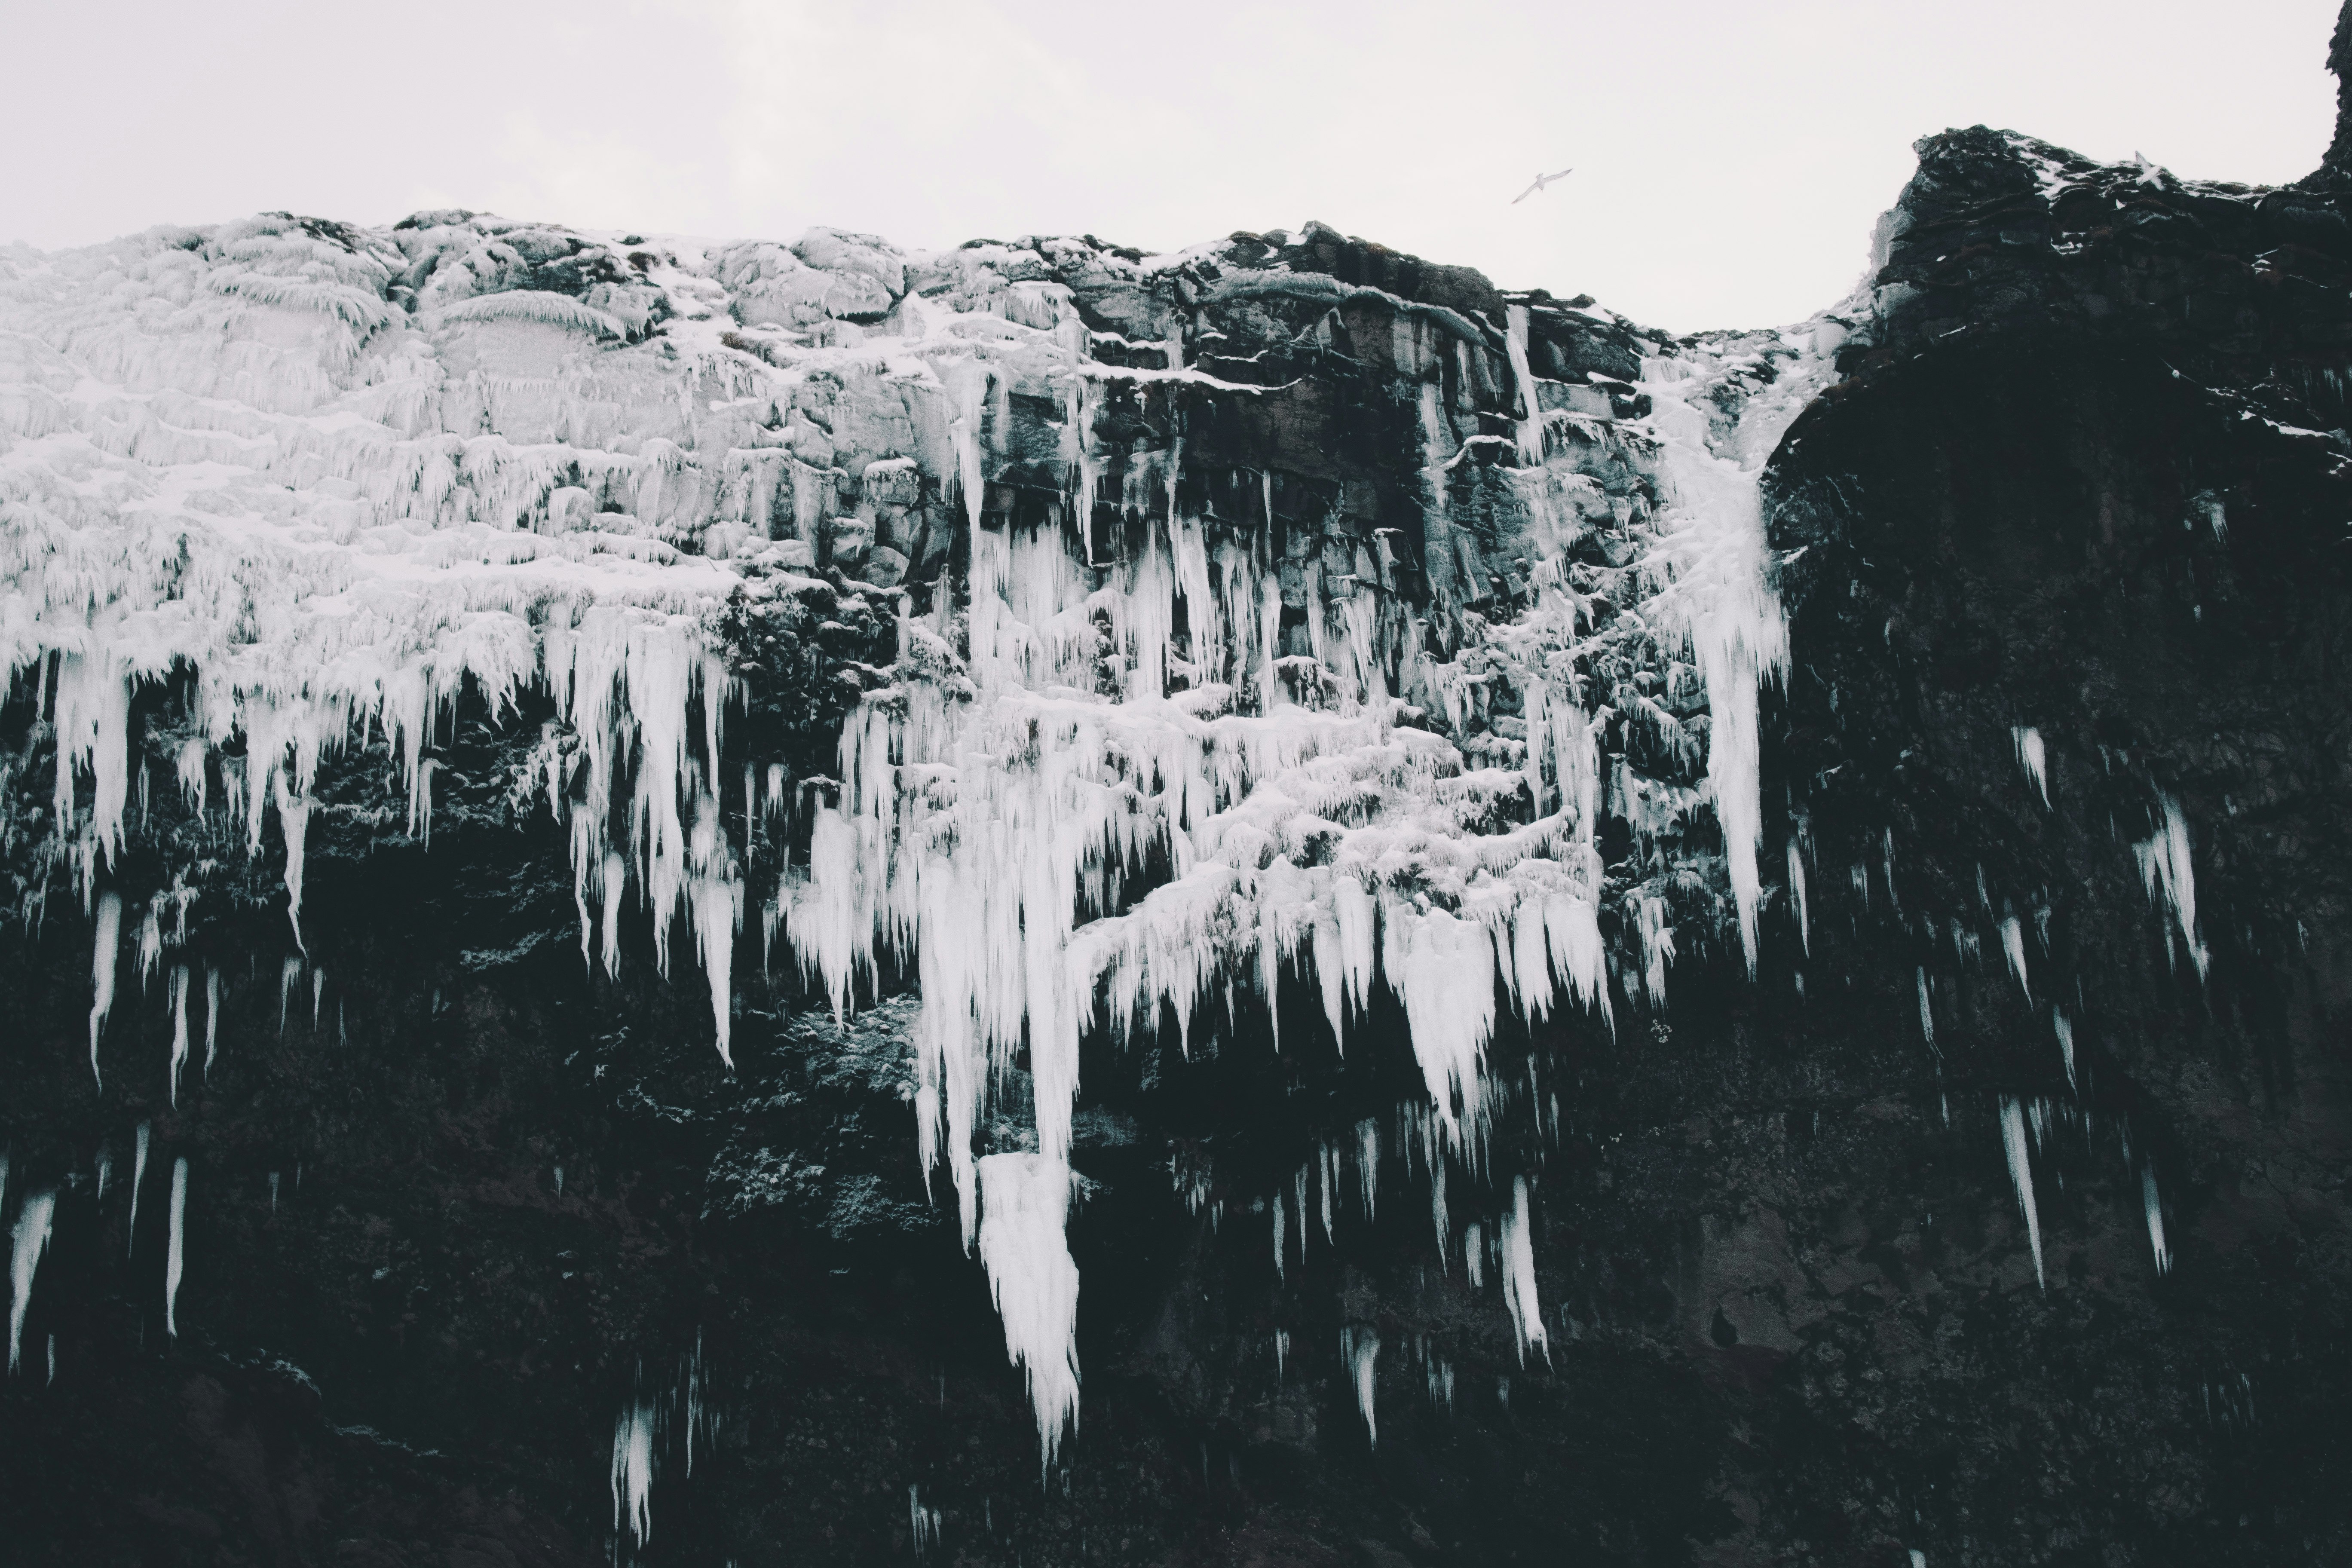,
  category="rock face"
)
[6,24,2352,1568]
